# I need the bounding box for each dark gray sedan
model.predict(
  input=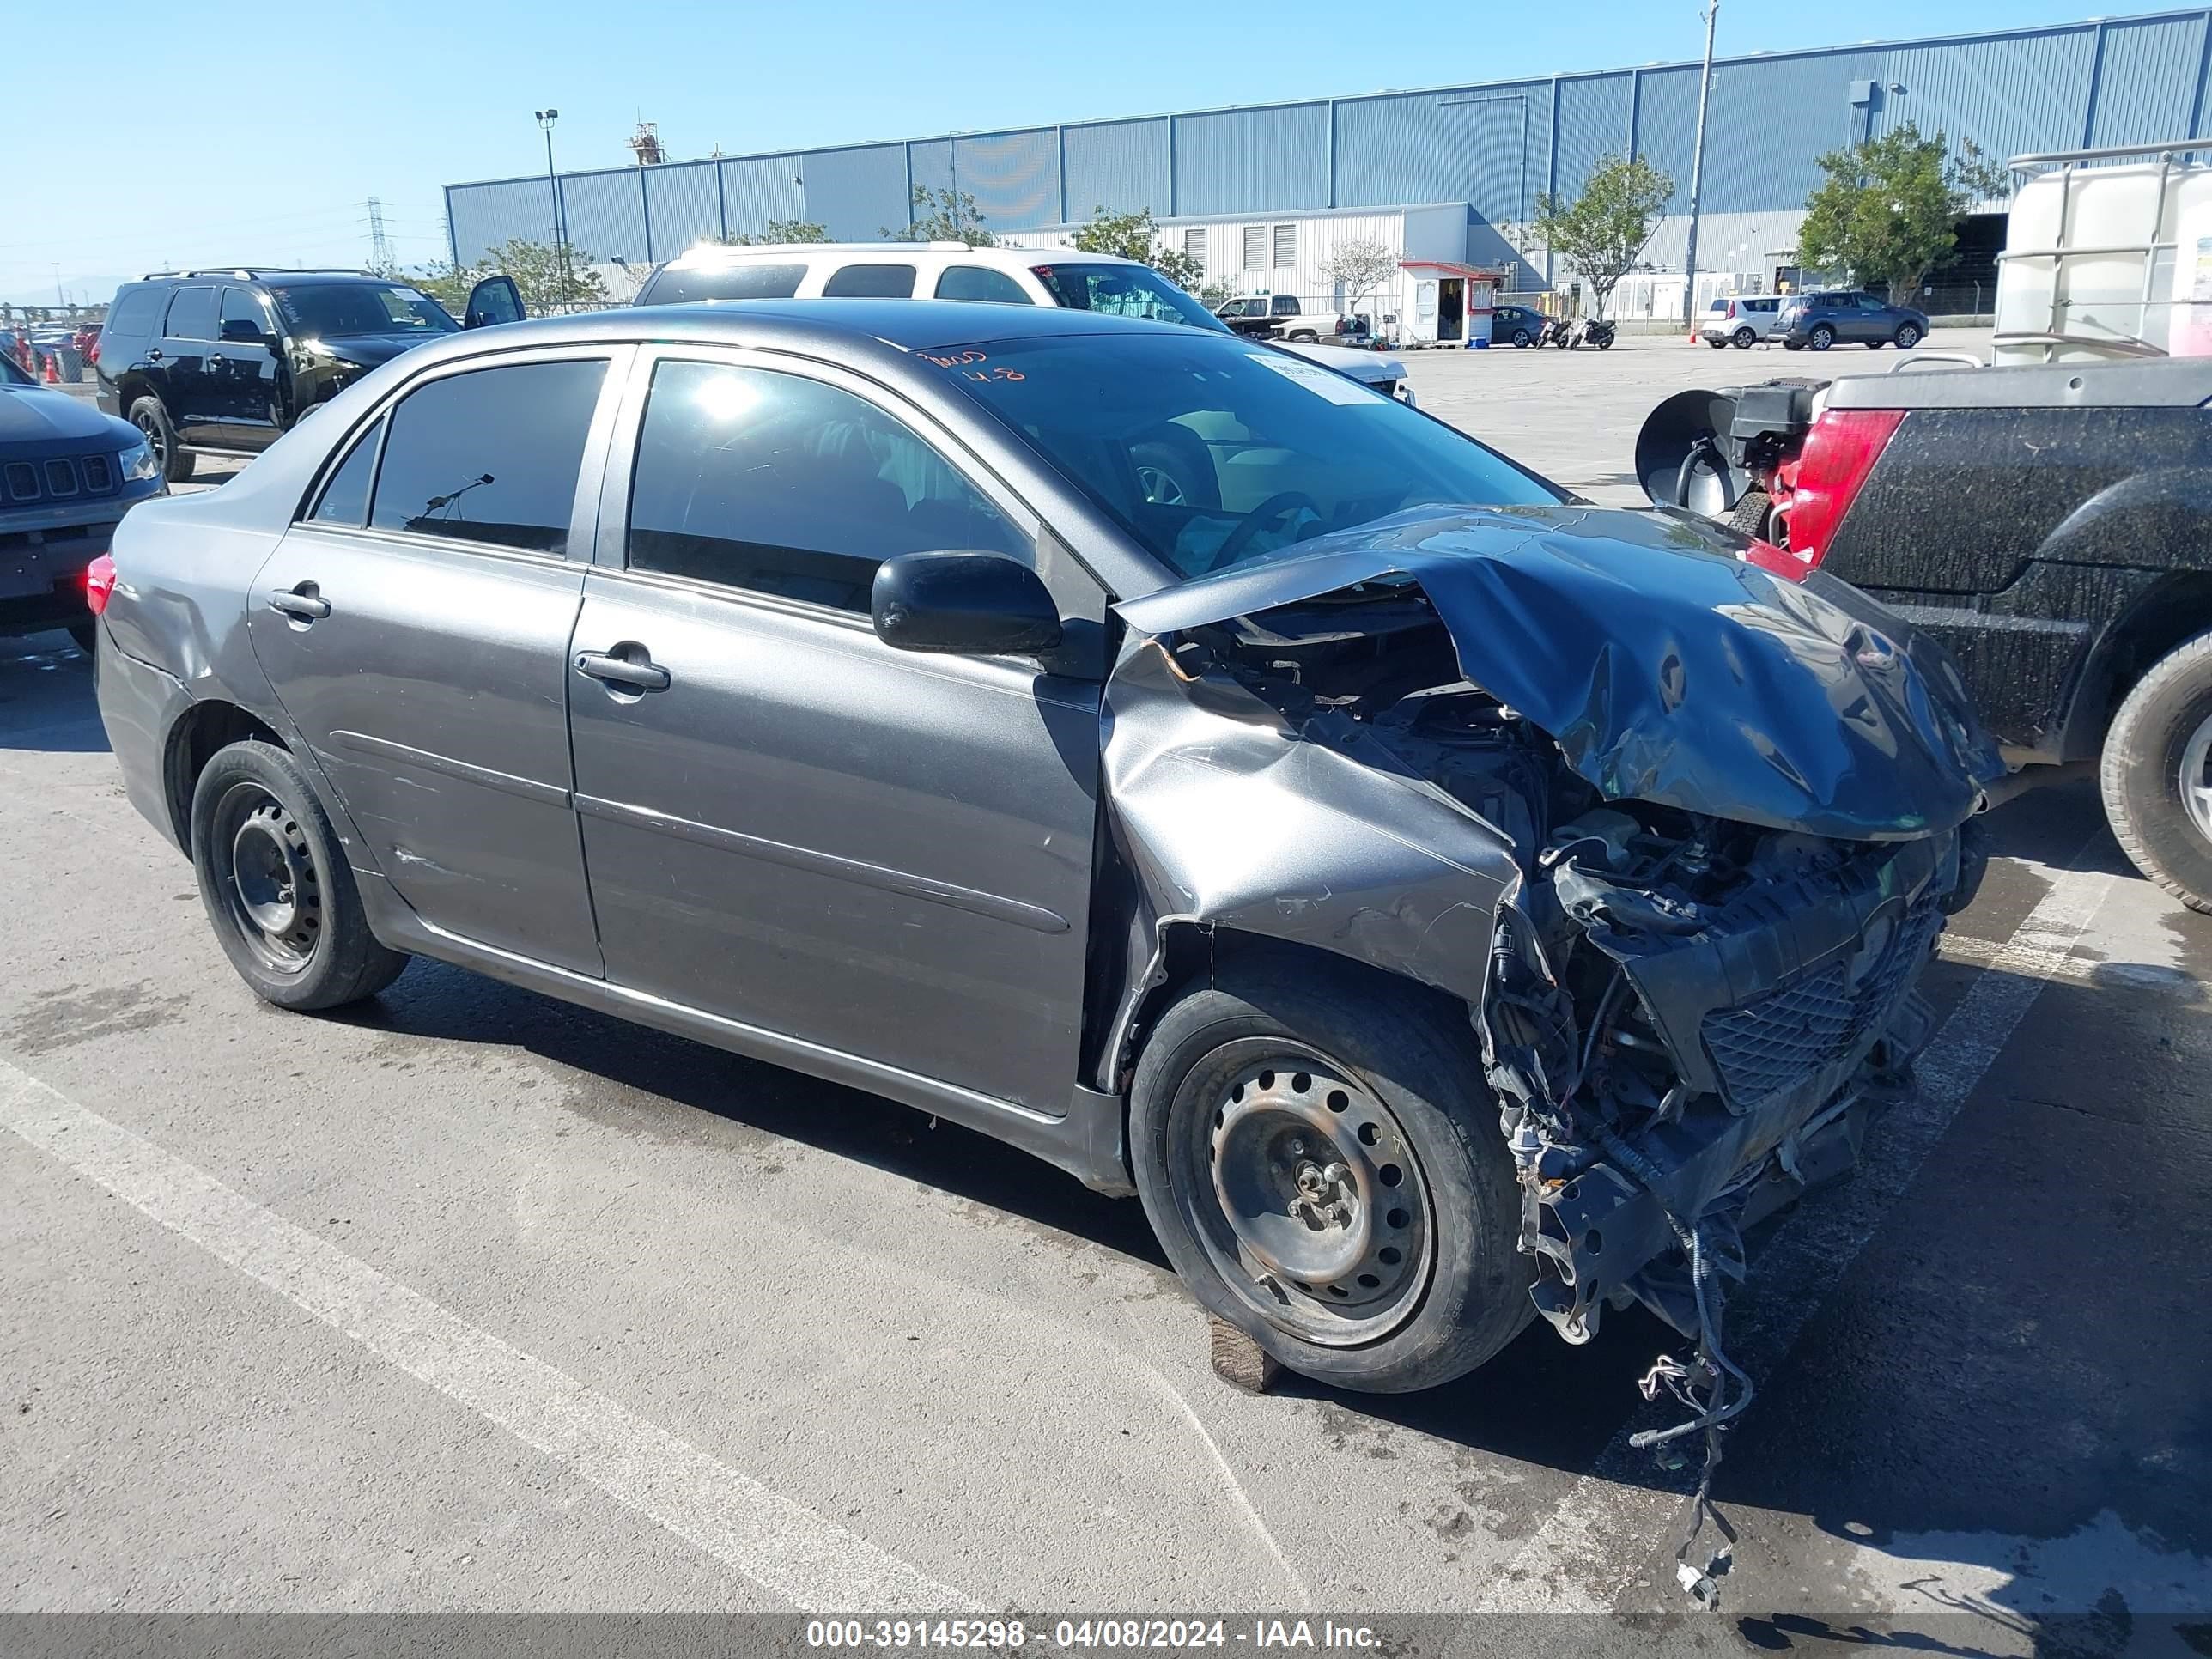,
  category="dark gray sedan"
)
[94,301,1997,1404]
